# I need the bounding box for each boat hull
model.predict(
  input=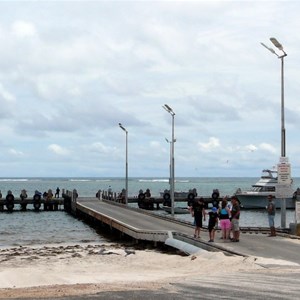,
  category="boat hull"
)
[236,194,295,209]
